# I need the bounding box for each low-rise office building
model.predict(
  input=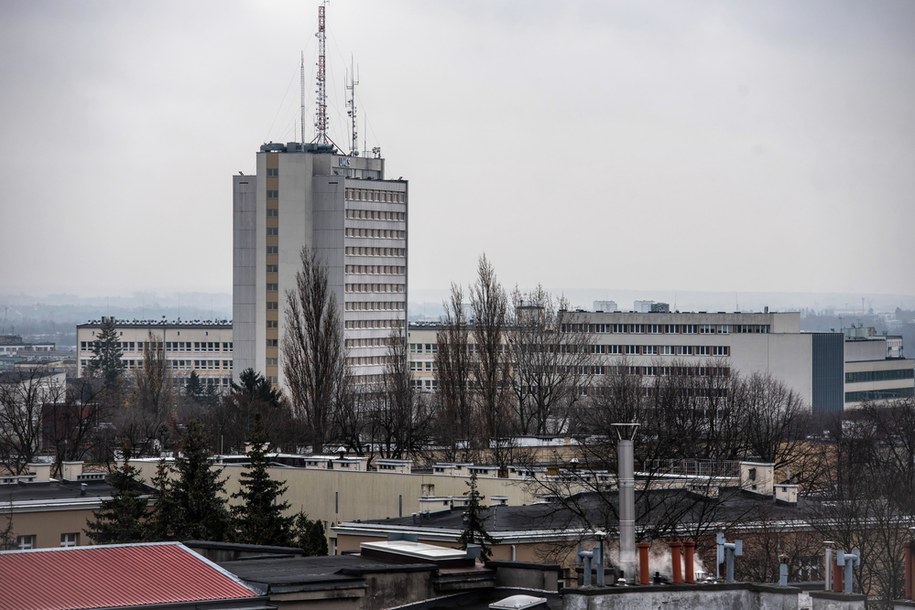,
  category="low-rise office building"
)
[407,311,915,412]
[76,320,233,391]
